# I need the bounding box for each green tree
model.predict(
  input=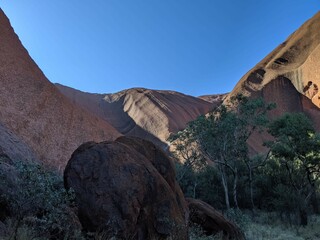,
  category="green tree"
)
[266,112,320,226]
[179,95,273,210]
